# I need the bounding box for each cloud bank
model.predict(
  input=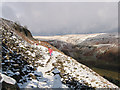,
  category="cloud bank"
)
[1,2,118,36]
